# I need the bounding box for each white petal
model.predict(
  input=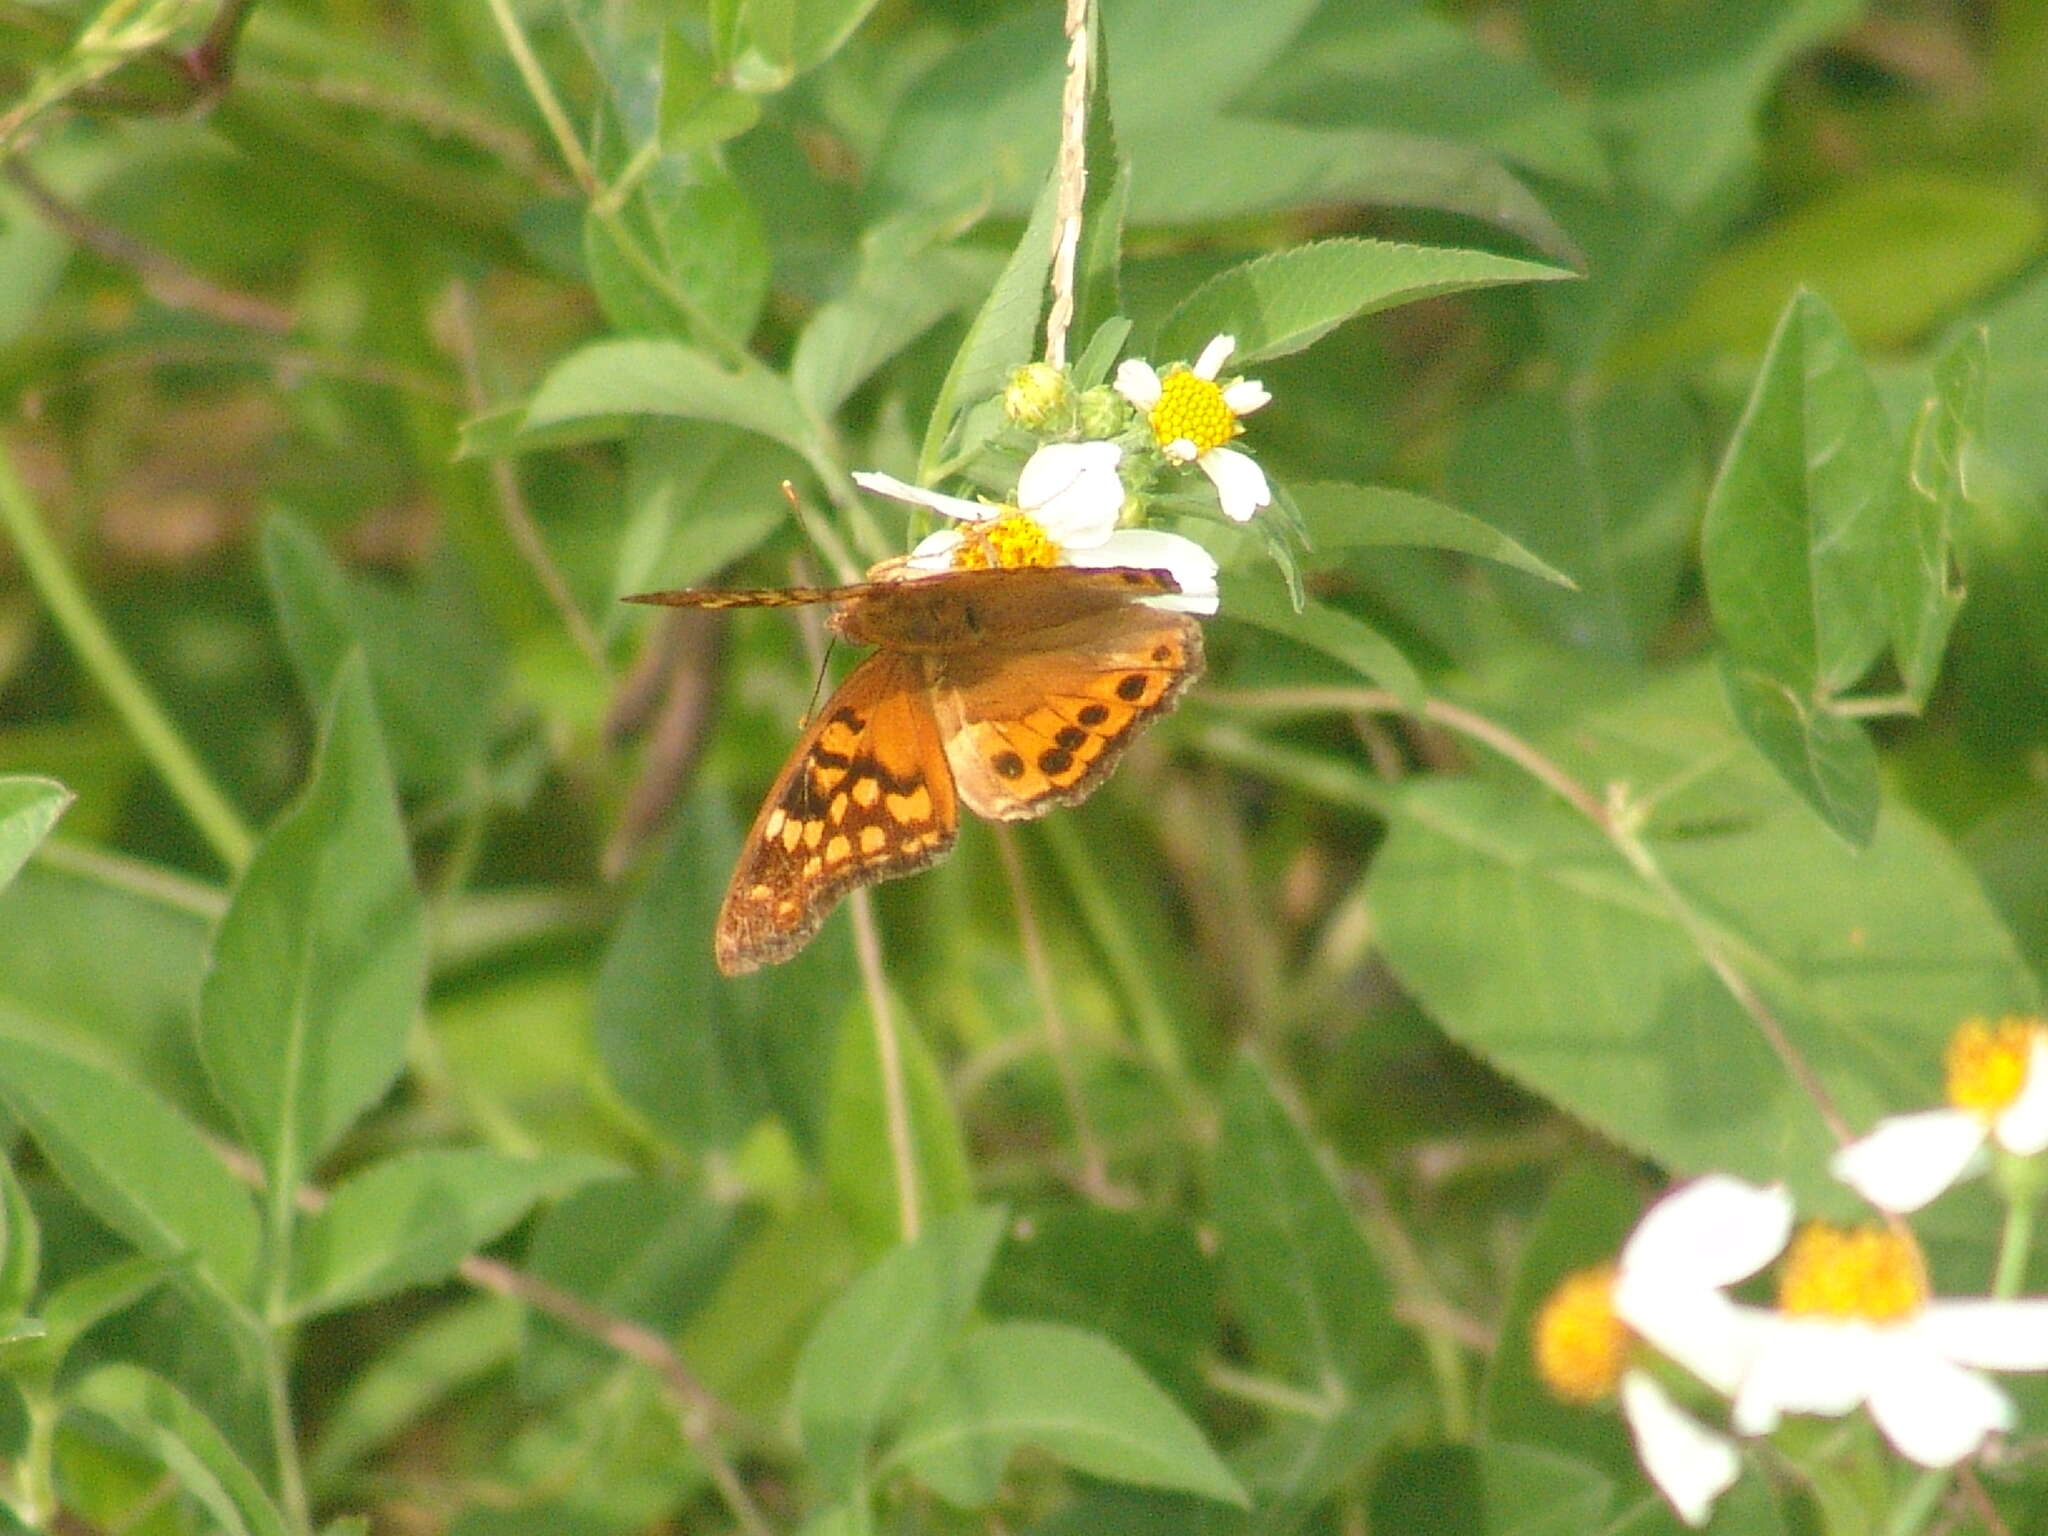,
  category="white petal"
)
[1017,442,1123,547]
[1197,446,1271,521]
[1073,530,1219,616]
[1620,1176,1794,1292]
[852,471,993,523]
[1831,1109,1987,1213]
[1613,1284,1764,1398]
[1863,1333,2013,1467]
[1731,1317,1874,1433]
[1162,437,1200,464]
[1113,358,1163,408]
[903,528,964,571]
[1916,1300,2048,1371]
[1193,334,1236,379]
[1994,1035,2048,1154]
[1620,1370,1740,1529]
[1222,378,1271,414]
